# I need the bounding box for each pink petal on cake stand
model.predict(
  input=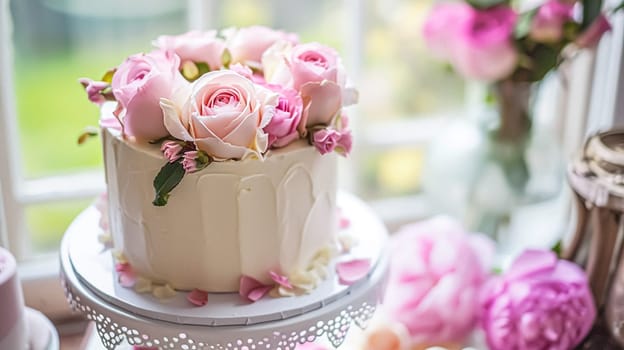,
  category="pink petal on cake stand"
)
[270,270,293,289]
[118,271,137,288]
[240,275,272,302]
[248,286,273,302]
[115,262,131,272]
[187,289,208,306]
[336,258,371,285]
